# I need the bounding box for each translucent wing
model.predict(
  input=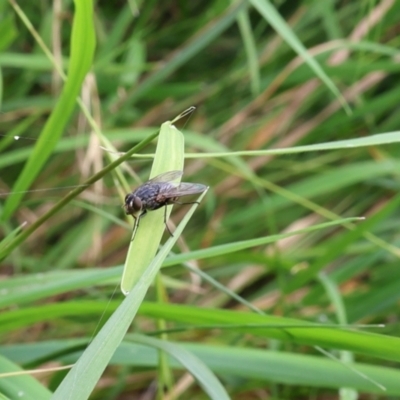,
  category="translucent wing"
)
[148,170,183,183]
[161,182,208,198]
